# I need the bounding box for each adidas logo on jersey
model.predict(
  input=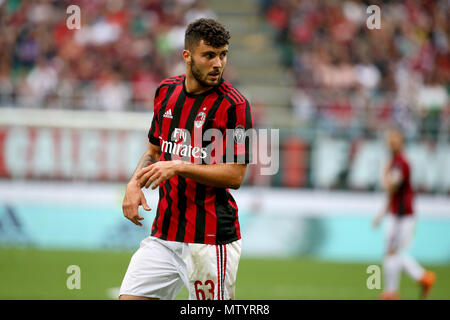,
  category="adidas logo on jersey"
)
[163,109,173,119]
